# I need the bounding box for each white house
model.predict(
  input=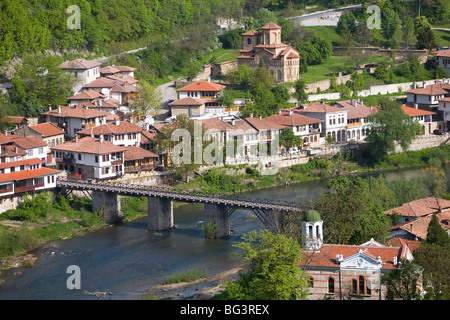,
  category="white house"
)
[401,105,437,135]
[404,82,450,110]
[334,99,378,141]
[434,49,450,75]
[0,157,58,199]
[52,136,126,180]
[295,101,348,143]
[437,97,450,131]
[60,59,101,94]
[39,105,109,140]
[77,120,143,147]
